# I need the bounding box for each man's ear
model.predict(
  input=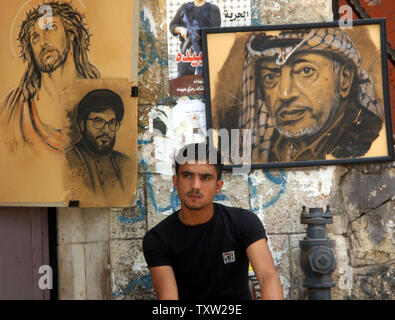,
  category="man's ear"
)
[338,62,354,98]
[67,31,75,42]
[172,175,178,191]
[215,179,224,194]
[79,120,85,134]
